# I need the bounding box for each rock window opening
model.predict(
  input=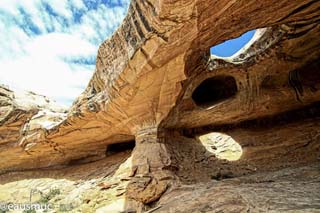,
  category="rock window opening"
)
[198,132,242,161]
[210,30,256,57]
[192,75,238,107]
